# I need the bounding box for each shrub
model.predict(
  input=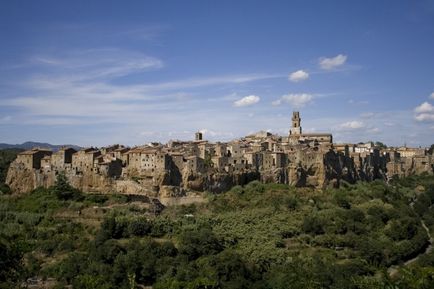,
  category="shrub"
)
[0,183,11,194]
[302,214,325,235]
[85,194,108,204]
[178,228,224,260]
[128,218,152,237]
